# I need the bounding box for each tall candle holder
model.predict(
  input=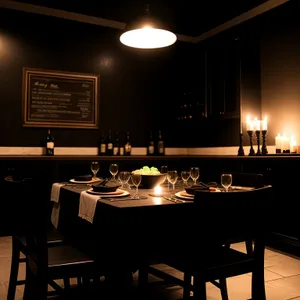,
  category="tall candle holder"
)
[255,130,261,155]
[237,133,245,156]
[247,130,255,156]
[261,130,268,155]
